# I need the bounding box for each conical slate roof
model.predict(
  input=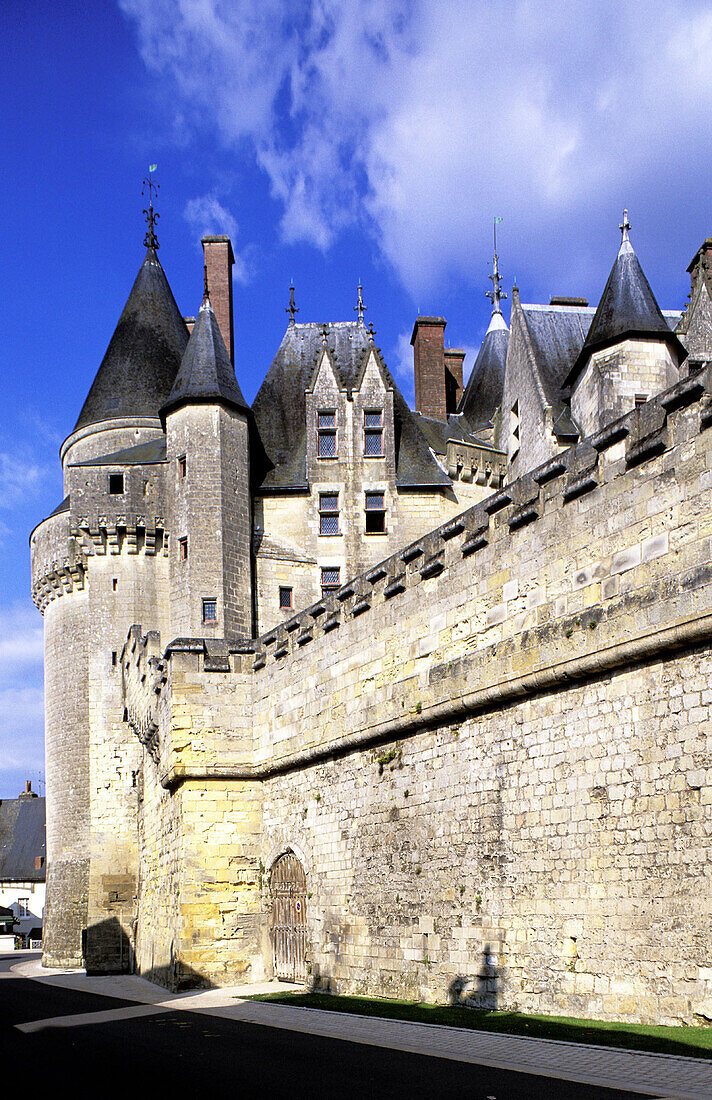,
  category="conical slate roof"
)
[568,229,685,384]
[162,296,249,418]
[74,247,188,432]
[458,312,509,431]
